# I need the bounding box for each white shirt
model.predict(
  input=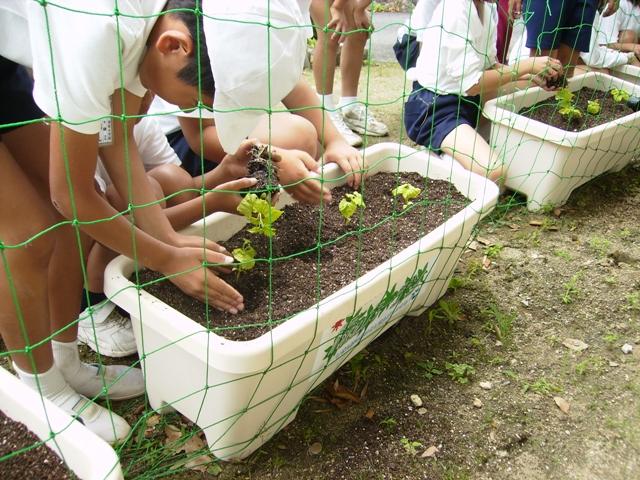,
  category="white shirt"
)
[0,0,166,135]
[581,12,633,69]
[95,116,181,192]
[397,0,441,42]
[203,0,309,154]
[413,0,498,95]
[598,3,625,44]
[147,96,215,136]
